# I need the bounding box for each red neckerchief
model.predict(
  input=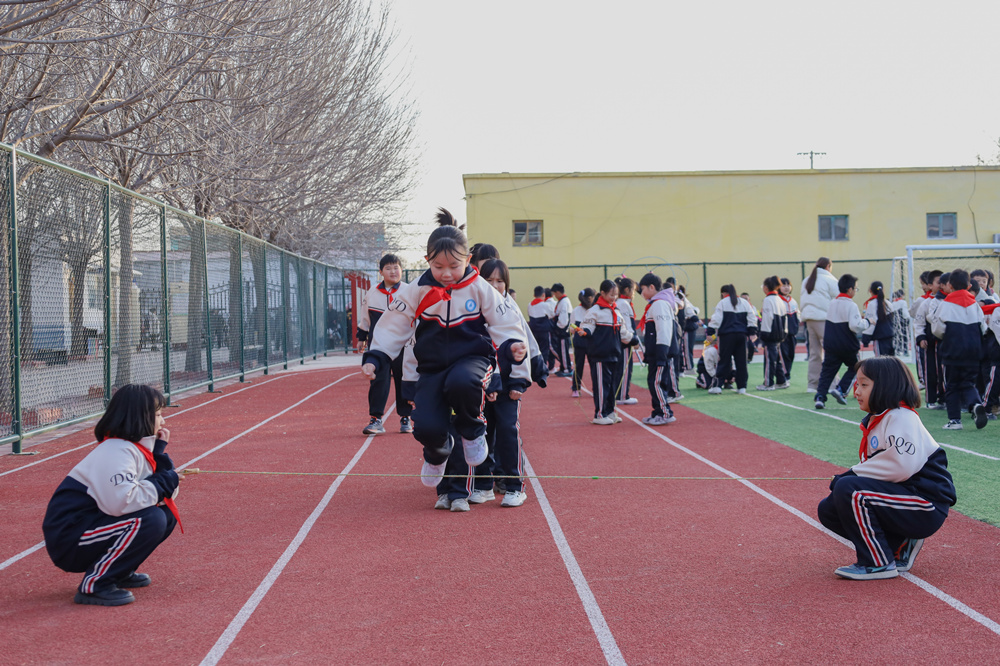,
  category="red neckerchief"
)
[638,301,653,331]
[983,302,1000,315]
[129,440,183,533]
[778,294,792,304]
[376,281,399,305]
[836,293,853,299]
[413,268,480,321]
[858,404,918,462]
[863,296,875,308]
[596,296,618,326]
[921,292,933,299]
[530,297,545,306]
[944,289,976,308]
